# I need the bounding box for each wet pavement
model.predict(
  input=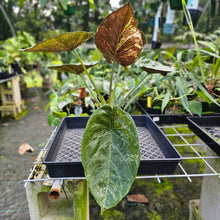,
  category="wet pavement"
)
[0,88,52,220]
